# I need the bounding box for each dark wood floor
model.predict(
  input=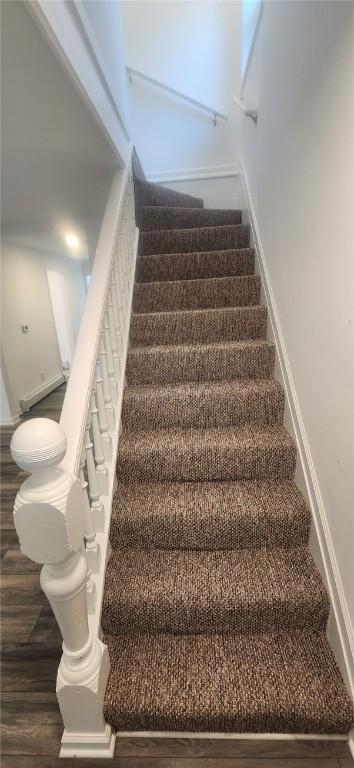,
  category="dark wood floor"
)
[1,385,353,767]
